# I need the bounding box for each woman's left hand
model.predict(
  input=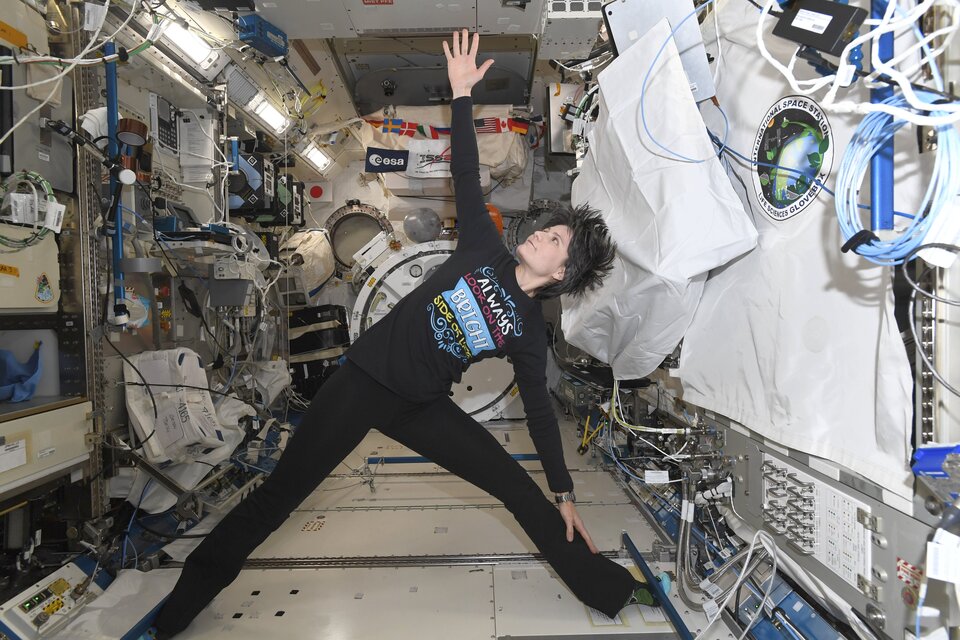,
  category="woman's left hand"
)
[443,29,495,99]
[558,501,599,553]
